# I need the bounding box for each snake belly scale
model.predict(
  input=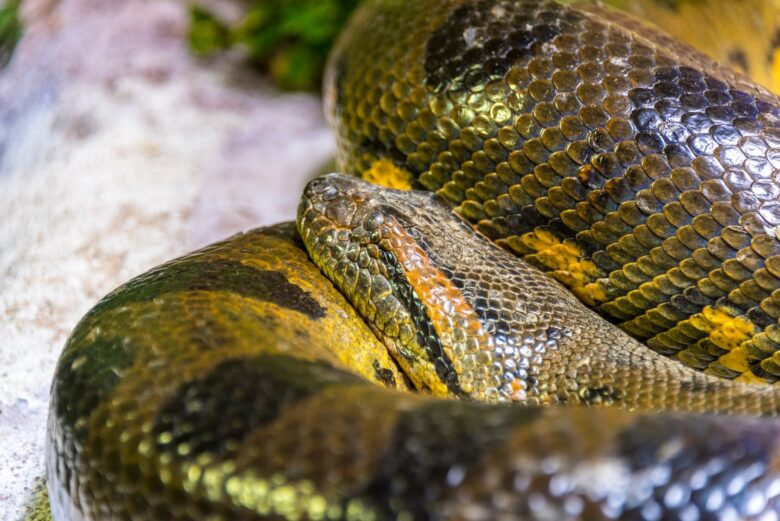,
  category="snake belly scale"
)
[47,0,780,519]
